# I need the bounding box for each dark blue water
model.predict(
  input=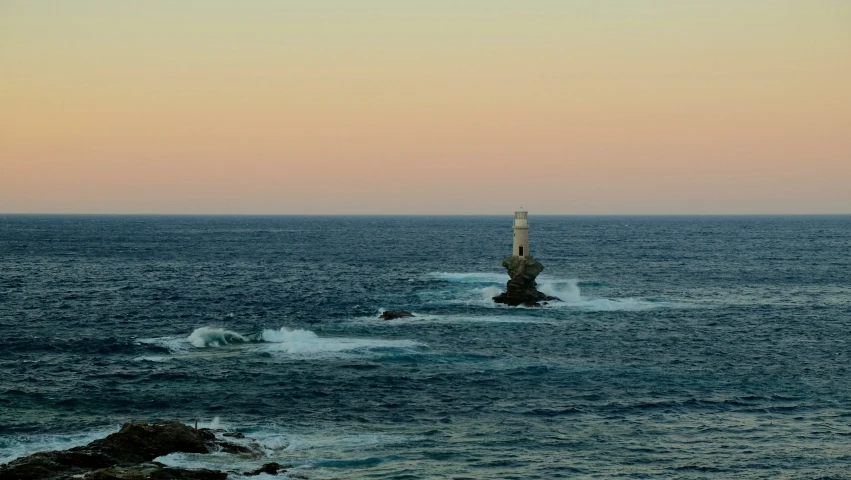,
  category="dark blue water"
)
[2,215,850,478]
